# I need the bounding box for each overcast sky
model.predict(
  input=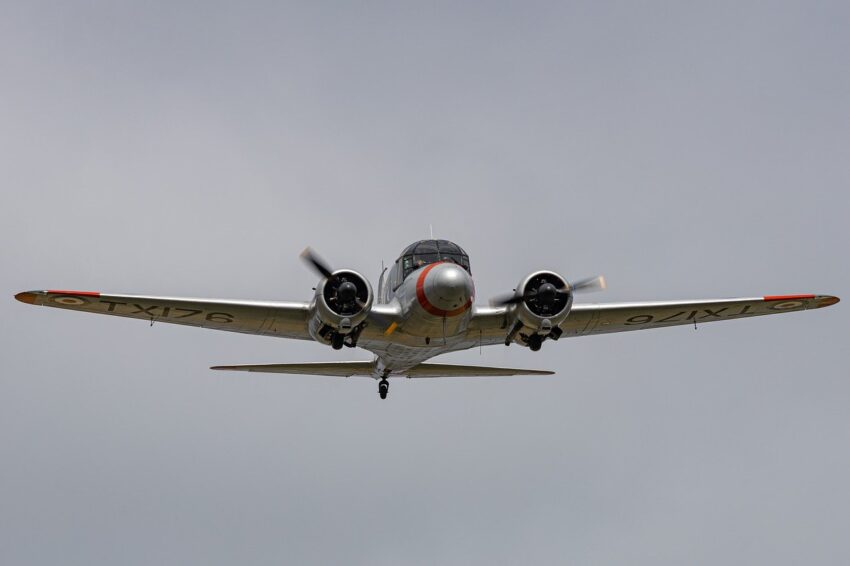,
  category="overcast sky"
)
[1,2,848,564]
